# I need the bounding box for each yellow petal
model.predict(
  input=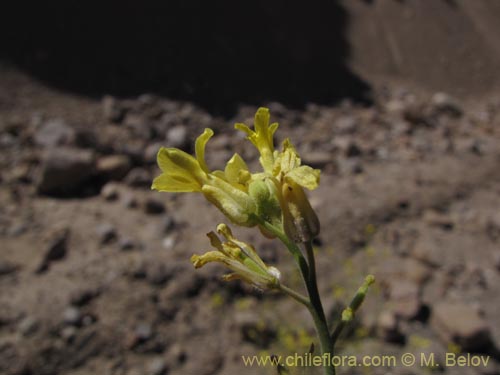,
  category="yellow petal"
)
[156,147,207,185]
[285,165,321,190]
[191,251,228,268]
[195,128,214,173]
[275,138,301,175]
[235,108,278,173]
[151,173,201,192]
[224,153,249,185]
